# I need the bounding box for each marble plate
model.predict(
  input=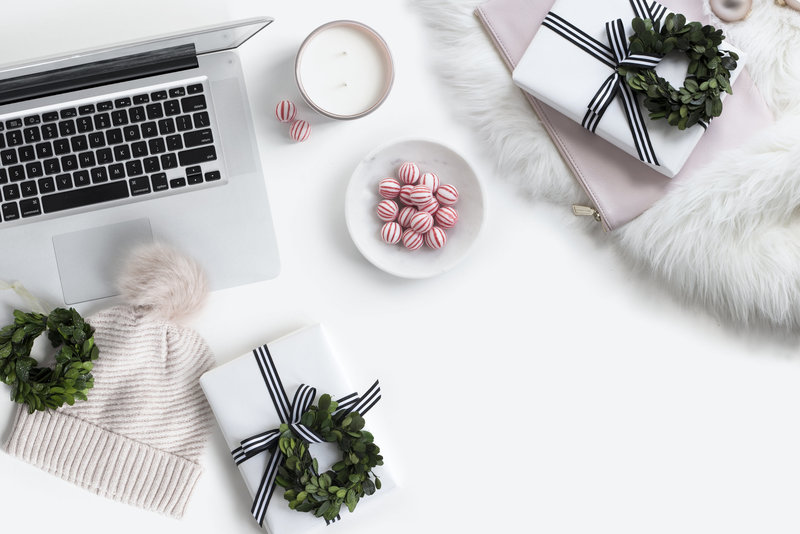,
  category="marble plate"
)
[345,138,485,278]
